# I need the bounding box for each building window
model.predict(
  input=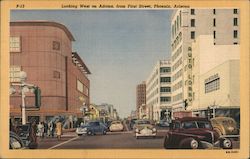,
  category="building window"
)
[10,36,21,52]
[52,41,60,50]
[190,9,195,15]
[234,18,238,26]
[234,30,238,38]
[160,87,171,93]
[53,71,60,79]
[160,67,171,73]
[191,31,195,39]
[213,31,216,39]
[213,9,216,15]
[160,97,171,102]
[213,18,216,27]
[191,19,195,27]
[233,9,238,14]
[77,80,84,93]
[160,77,171,83]
[205,78,220,93]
